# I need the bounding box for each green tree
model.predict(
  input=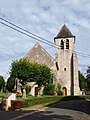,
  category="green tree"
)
[9,58,53,97]
[9,58,31,83]
[6,76,15,92]
[36,64,53,87]
[9,58,34,98]
[86,67,90,90]
[78,71,87,90]
[0,75,5,92]
[9,58,53,86]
